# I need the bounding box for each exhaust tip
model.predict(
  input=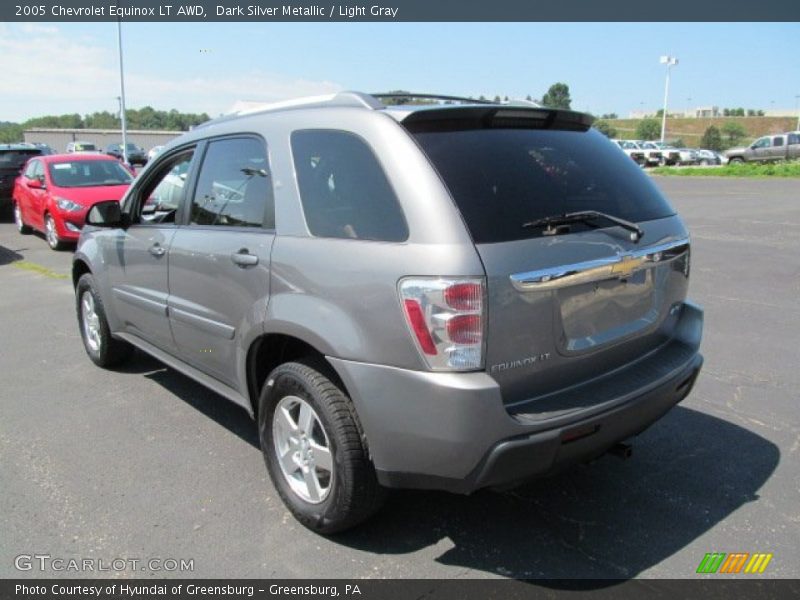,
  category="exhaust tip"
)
[609,442,633,460]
